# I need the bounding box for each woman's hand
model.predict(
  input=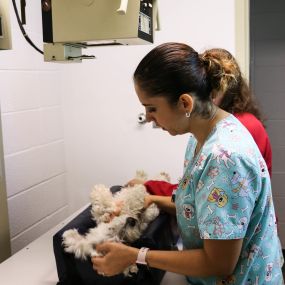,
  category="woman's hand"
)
[144,194,154,209]
[91,242,138,276]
